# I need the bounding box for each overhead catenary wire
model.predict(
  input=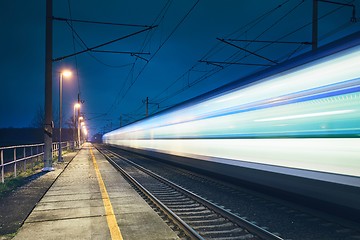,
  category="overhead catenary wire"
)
[56,5,158,68]
[102,0,174,119]
[53,25,157,62]
[104,0,200,118]
[53,16,152,28]
[217,38,279,64]
[225,39,312,45]
[246,0,305,48]
[146,0,294,110]
[89,1,354,131]
[150,0,293,107]
[200,0,292,62]
[141,0,356,117]
[62,19,136,68]
[210,0,305,70]
[55,2,168,133]
[120,0,200,100]
[255,0,356,57]
[67,0,81,98]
